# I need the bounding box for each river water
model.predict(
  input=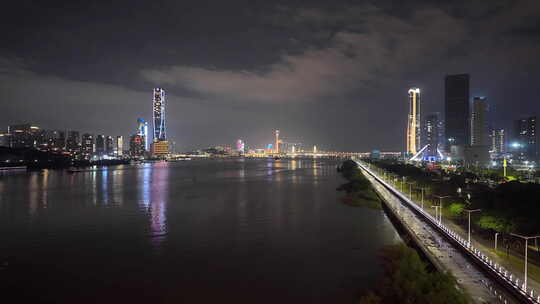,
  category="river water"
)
[0,158,400,303]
